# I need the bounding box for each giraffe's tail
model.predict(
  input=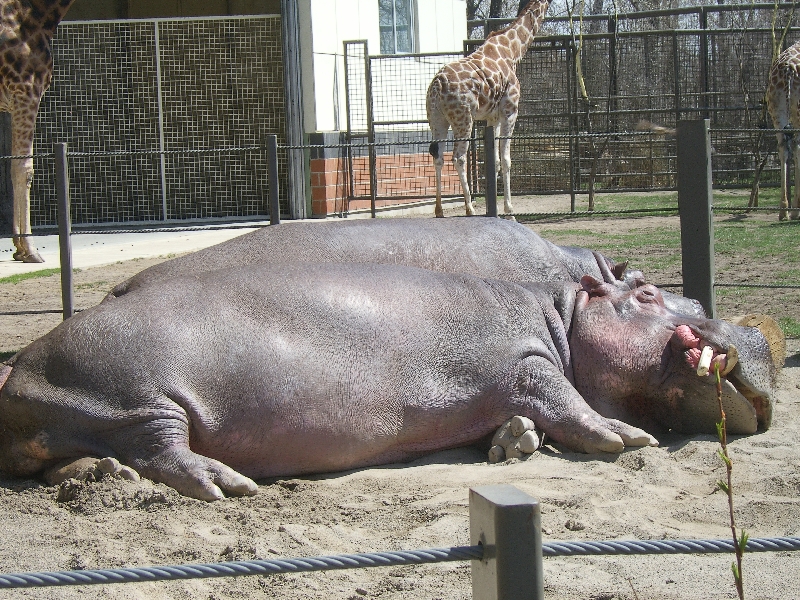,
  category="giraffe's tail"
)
[429,141,440,159]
